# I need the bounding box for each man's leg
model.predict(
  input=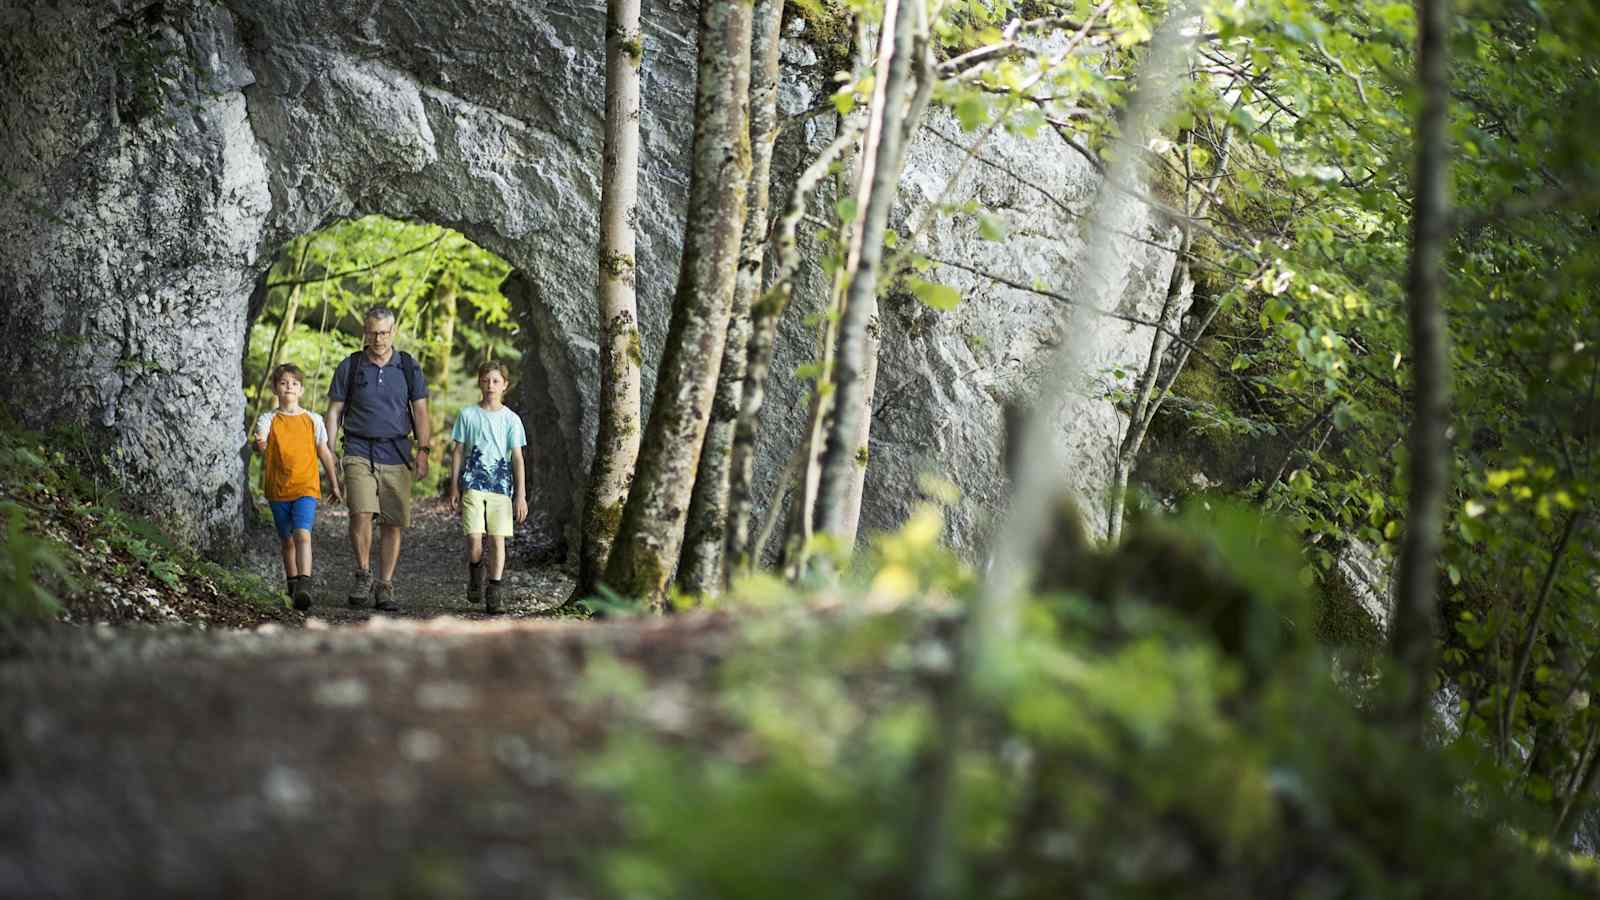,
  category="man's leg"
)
[342,457,380,605]
[349,513,373,572]
[378,524,403,584]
